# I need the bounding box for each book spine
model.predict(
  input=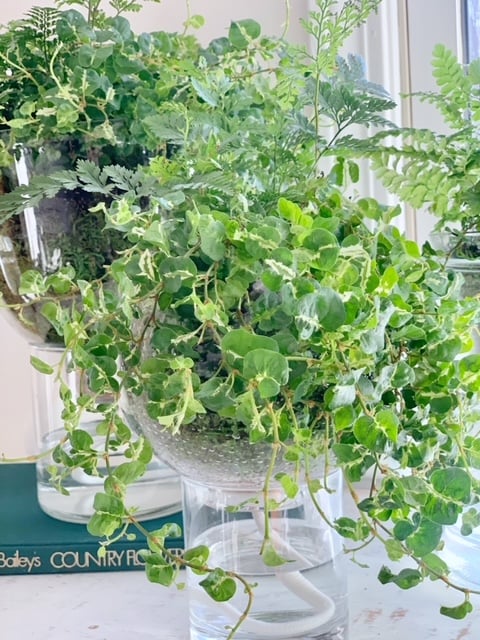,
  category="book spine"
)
[0,539,184,575]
